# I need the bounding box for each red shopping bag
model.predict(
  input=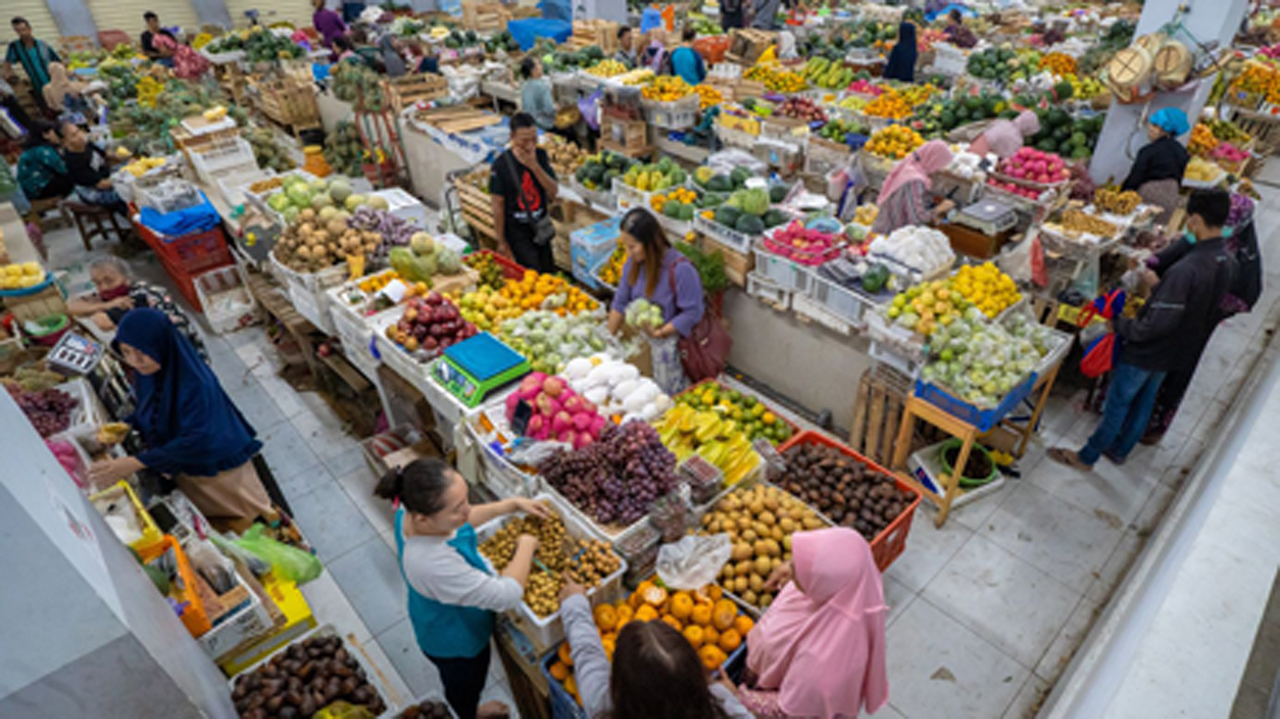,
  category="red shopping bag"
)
[1077,289,1125,379]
